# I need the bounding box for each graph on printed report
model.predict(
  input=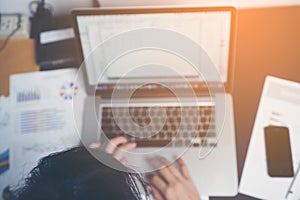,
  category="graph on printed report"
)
[16,89,40,103]
[0,149,9,175]
[19,108,65,134]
